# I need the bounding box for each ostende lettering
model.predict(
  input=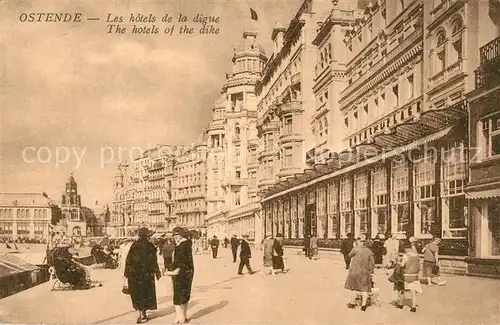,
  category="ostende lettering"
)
[19,13,83,23]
